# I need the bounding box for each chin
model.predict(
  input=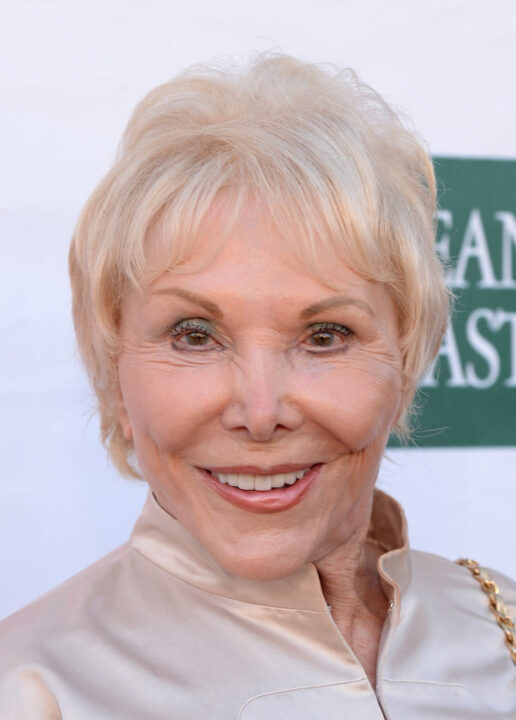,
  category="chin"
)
[208,540,308,582]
